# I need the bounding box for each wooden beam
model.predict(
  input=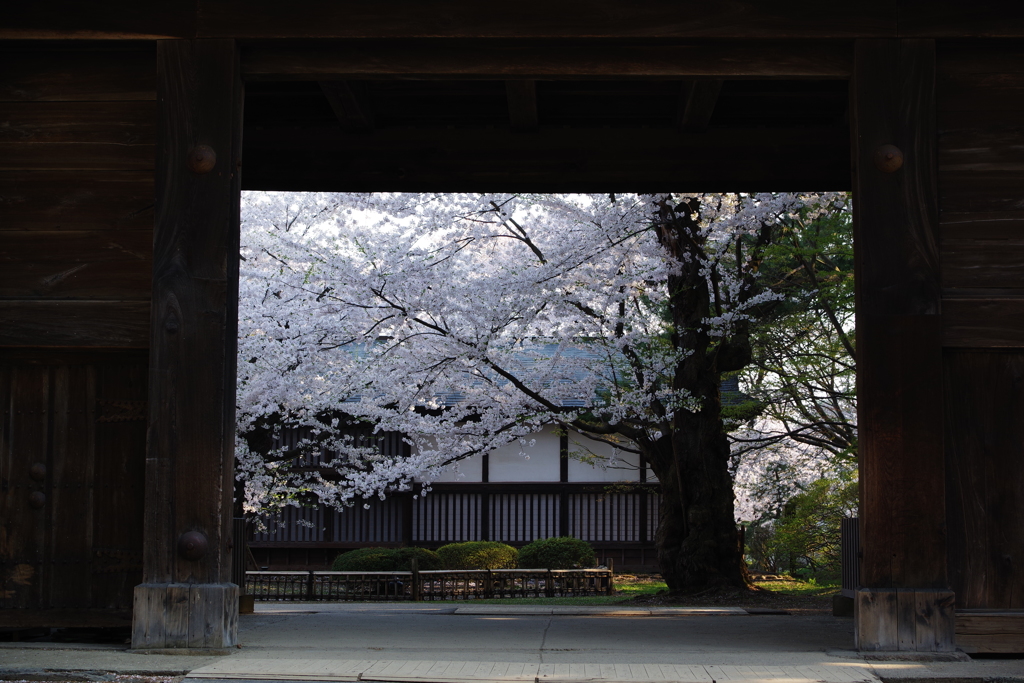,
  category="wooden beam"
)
[242,124,851,192]
[0,301,150,347]
[943,297,1024,346]
[205,1,895,39]
[242,40,854,80]
[852,39,951,652]
[7,2,1024,41]
[0,47,157,102]
[133,38,243,651]
[0,230,152,300]
[506,80,538,132]
[0,171,154,232]
[678,80,723,132]
[319,81,374,131]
